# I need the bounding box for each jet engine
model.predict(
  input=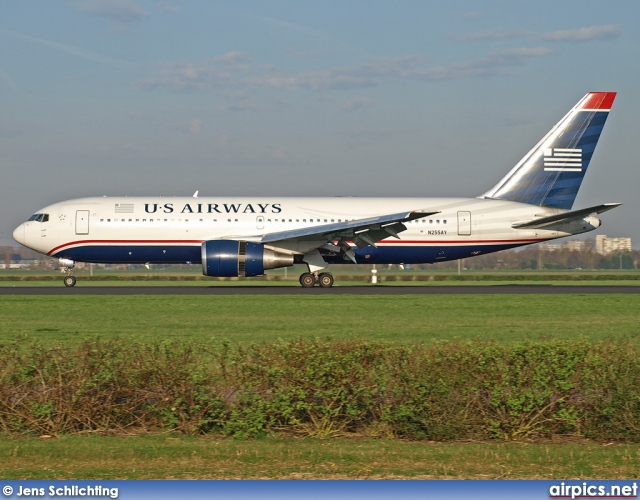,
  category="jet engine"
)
[201,240,294,277]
